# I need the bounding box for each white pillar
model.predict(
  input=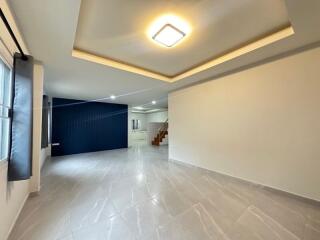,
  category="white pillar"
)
[29,62,44,193]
